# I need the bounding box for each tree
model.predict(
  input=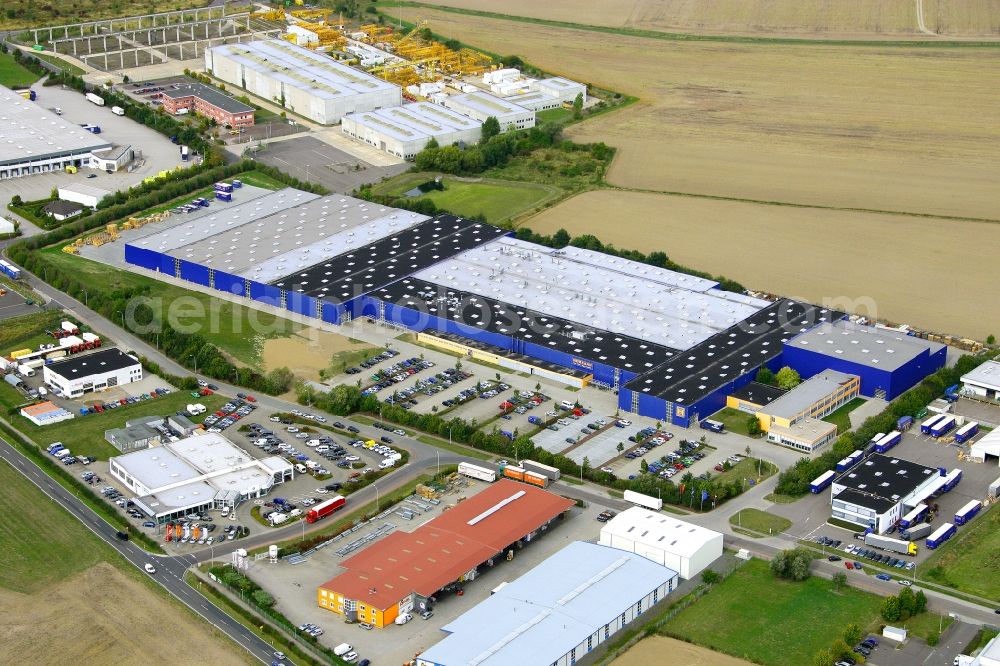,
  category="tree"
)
[988,334,996,345]
[252,589,274,608]
[572,92,584,119]
[771,548,812,581]
[480,116,501,143]
[701,569,720,585]
[926,631,940,646]
[746,415,762,436]
[789,553,811,581]
[843,623,863,645]
[552,228,571,247]
[832,572,848,592]
[913,589,928,614]
[897,586,916,620]
[756,367,775,385]
[616,442,625,454]
[640,458,649,474]
[775,366,802,390]
[881,596,901,622]
[812,649,835,666]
